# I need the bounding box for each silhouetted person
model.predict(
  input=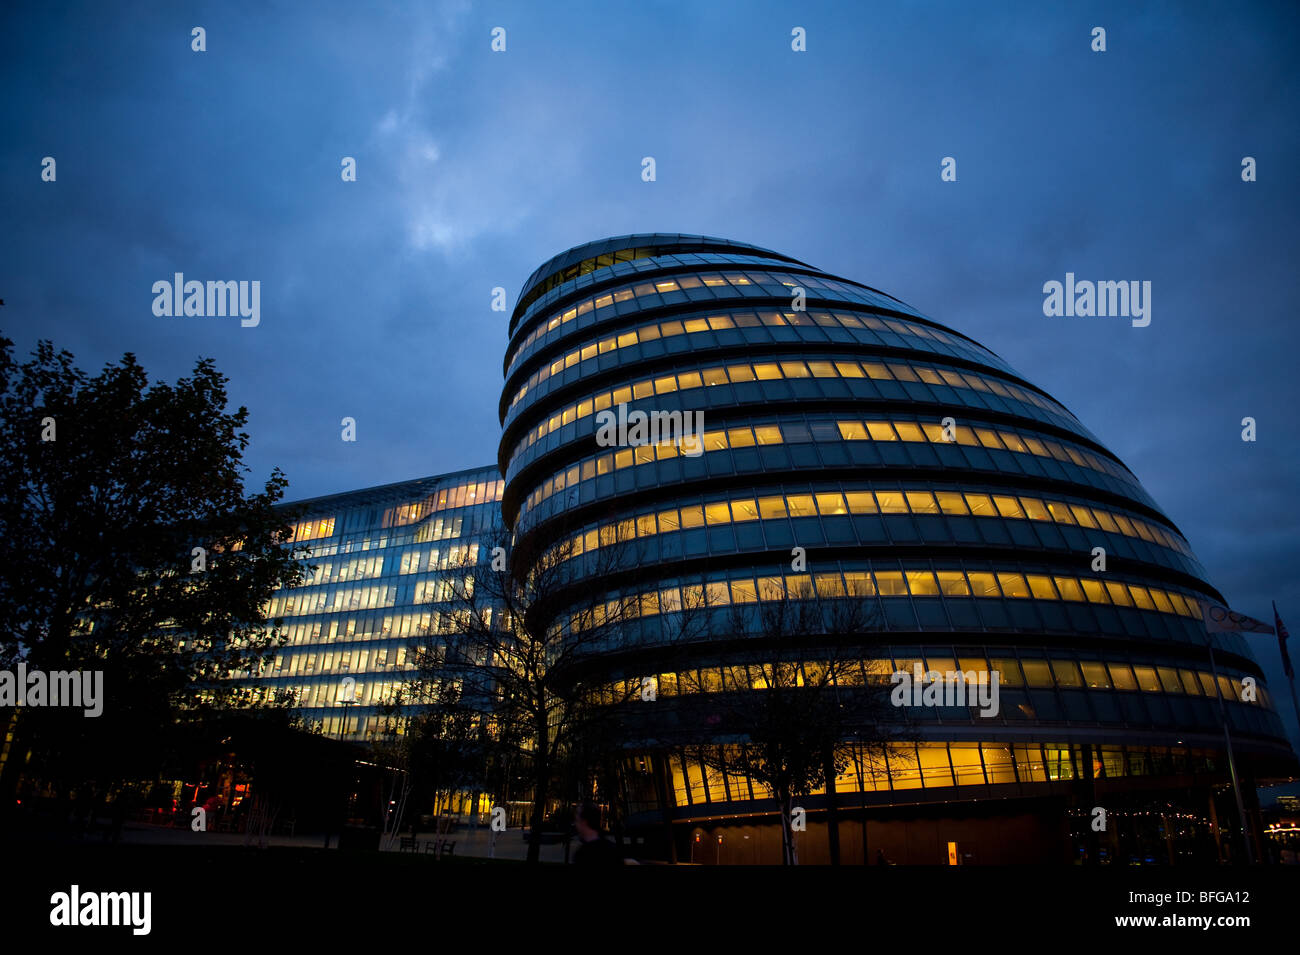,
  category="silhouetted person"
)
[571,802,620,866]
